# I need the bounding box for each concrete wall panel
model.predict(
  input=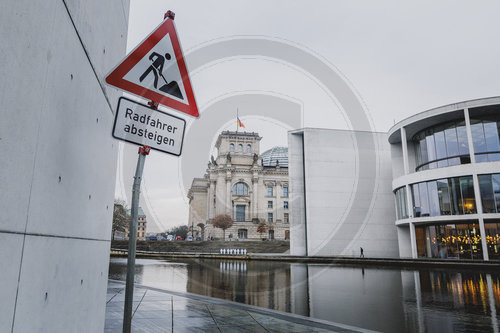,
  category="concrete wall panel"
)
[0,233,24,332]
[12,236,110,332]
[289,129,399,257]
[0,0,129,330]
